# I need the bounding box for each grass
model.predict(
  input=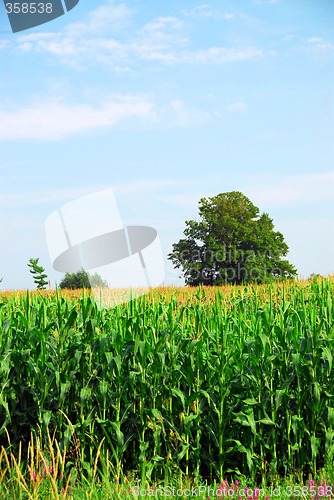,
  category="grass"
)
[0,276,333,498]
[1,430,333,499]
[1,432,334,499]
